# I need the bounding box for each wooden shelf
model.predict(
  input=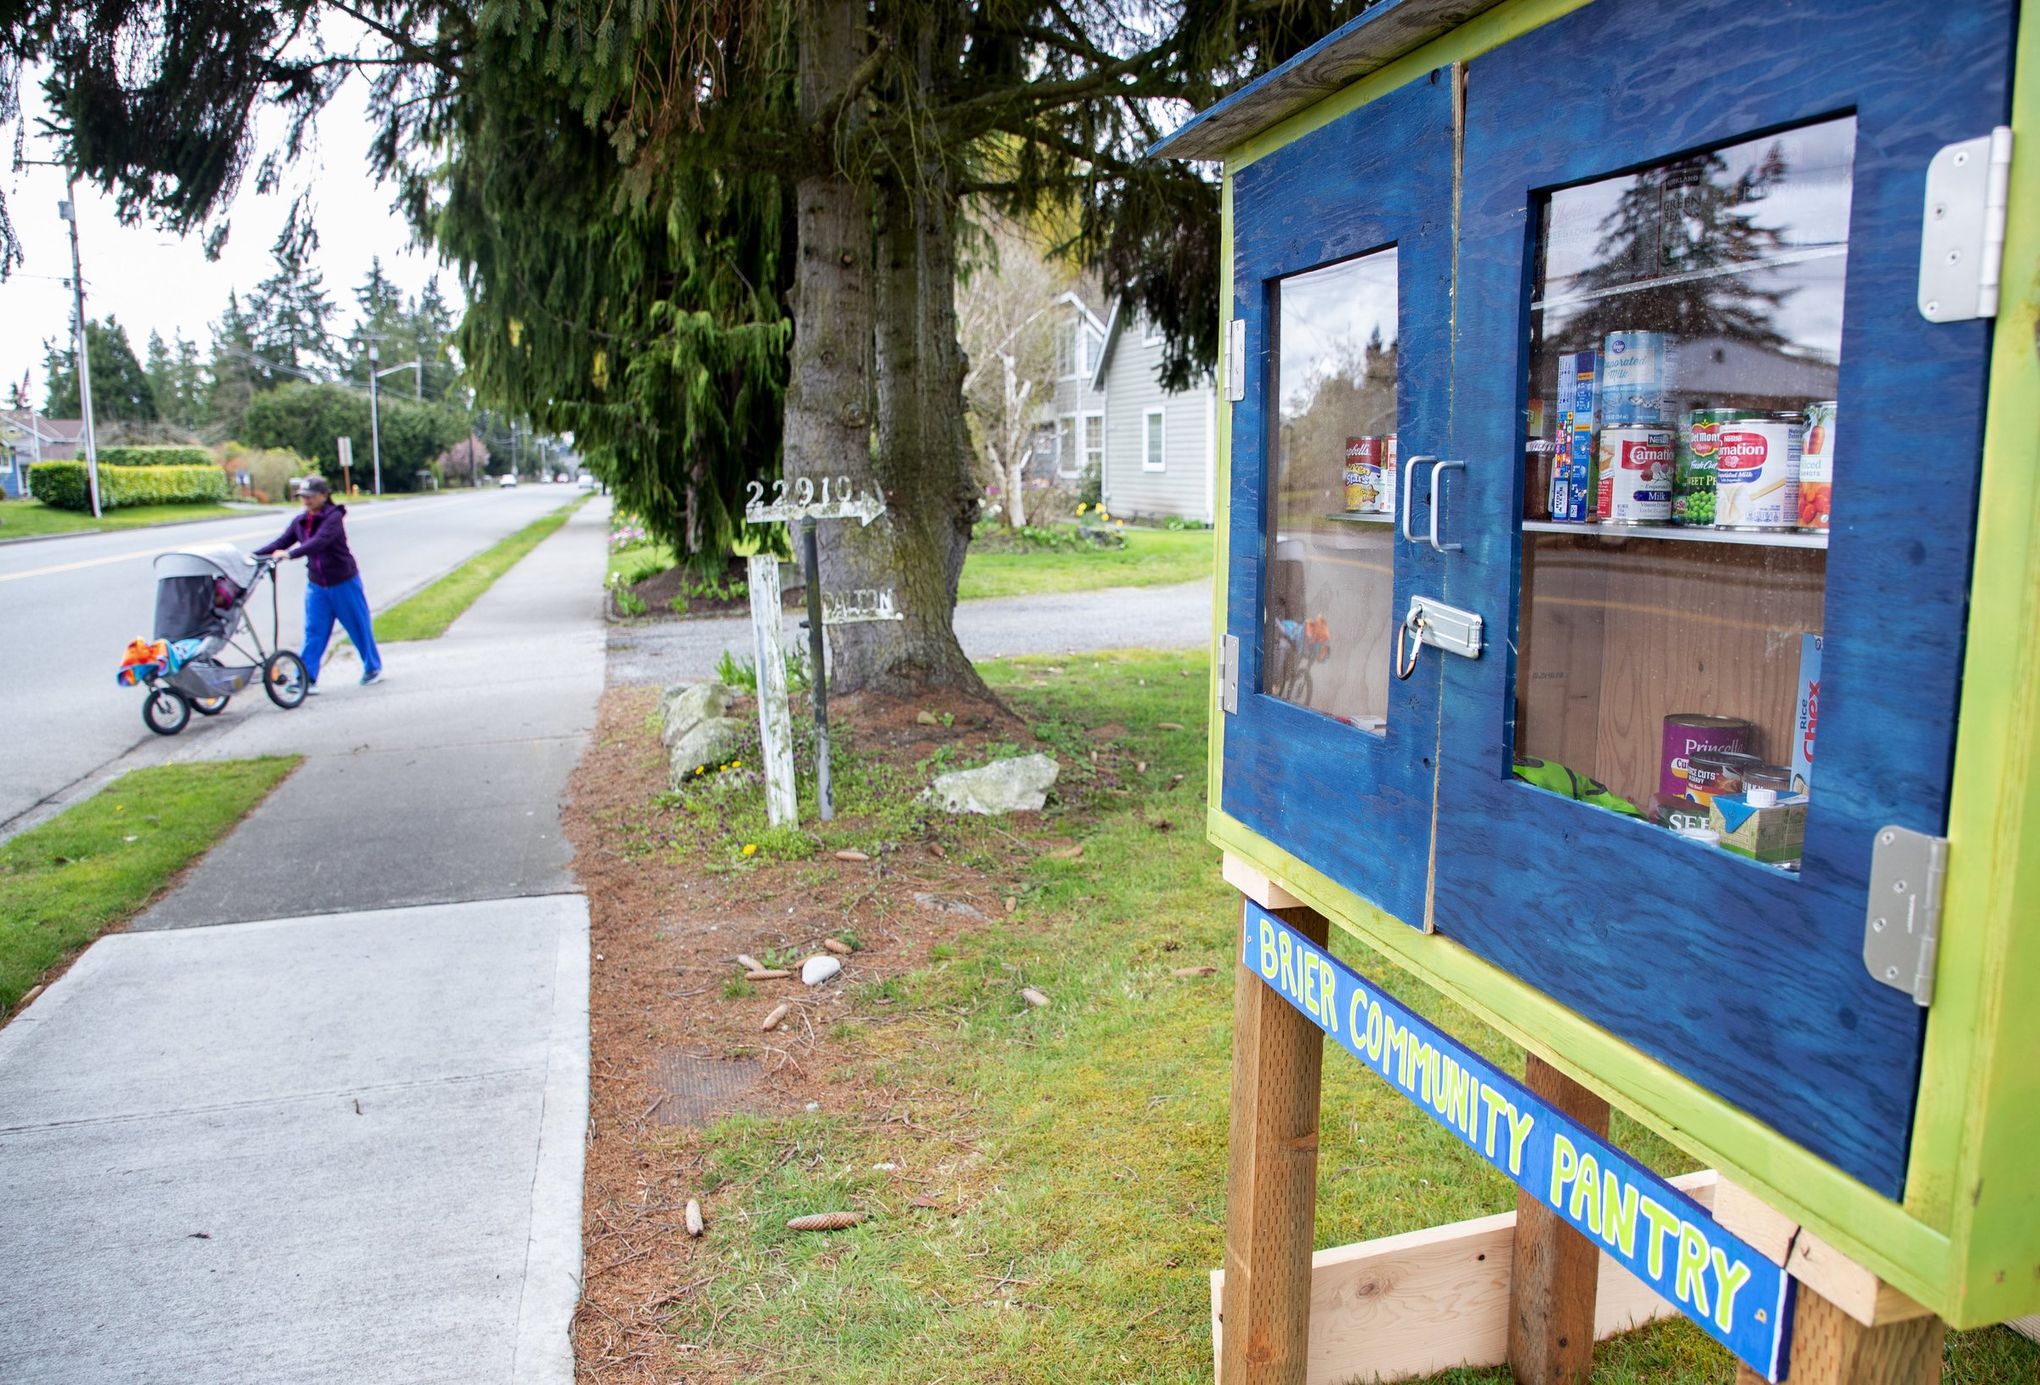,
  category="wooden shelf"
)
[1522,520,1829,550]
[1323,510,1395,525]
